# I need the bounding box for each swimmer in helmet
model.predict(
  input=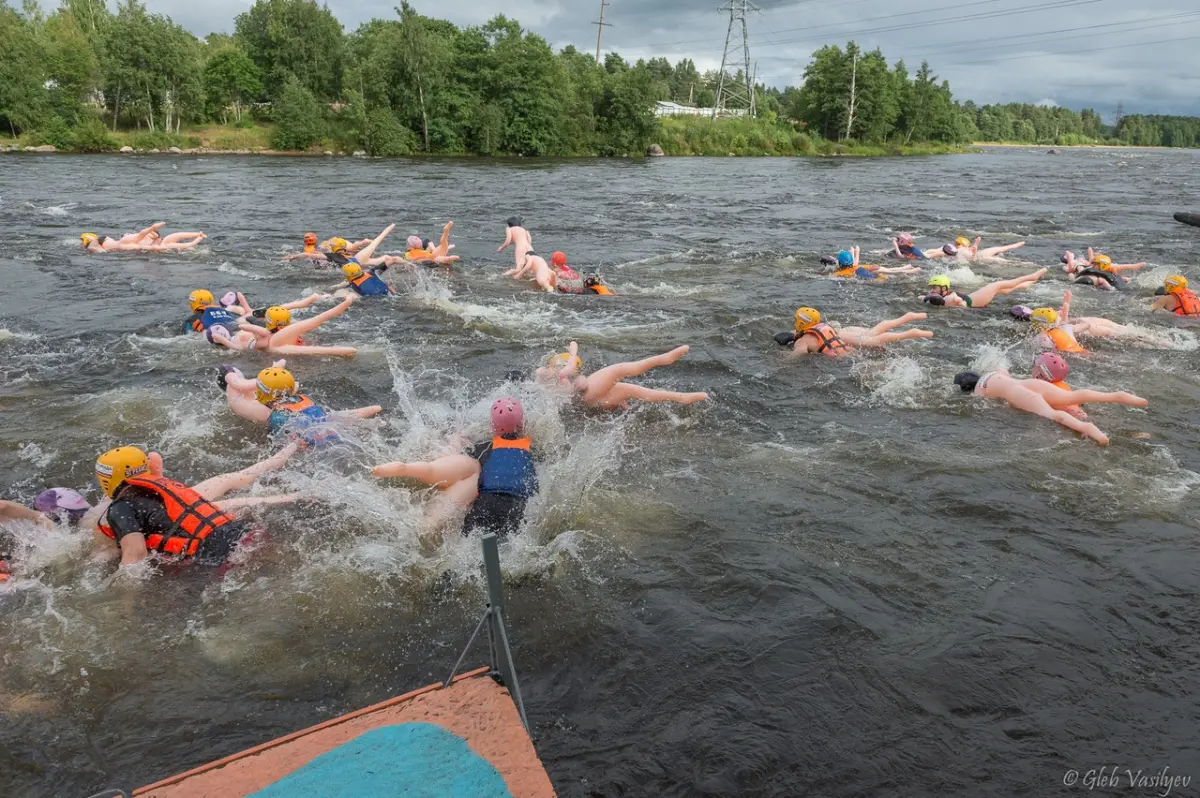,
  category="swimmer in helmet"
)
[329,262,395,297]
[923,269,1047,309]
[952,368,1147,446]
[1151,275,1200,316]
[219,363,382,443]
[372,397,538,545]
[206,294,361,358]
[824,247,922,279]
[776,309,933,356]
[535,342,709,408]
[1030,352,1087,420]
[92,444,303,567]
